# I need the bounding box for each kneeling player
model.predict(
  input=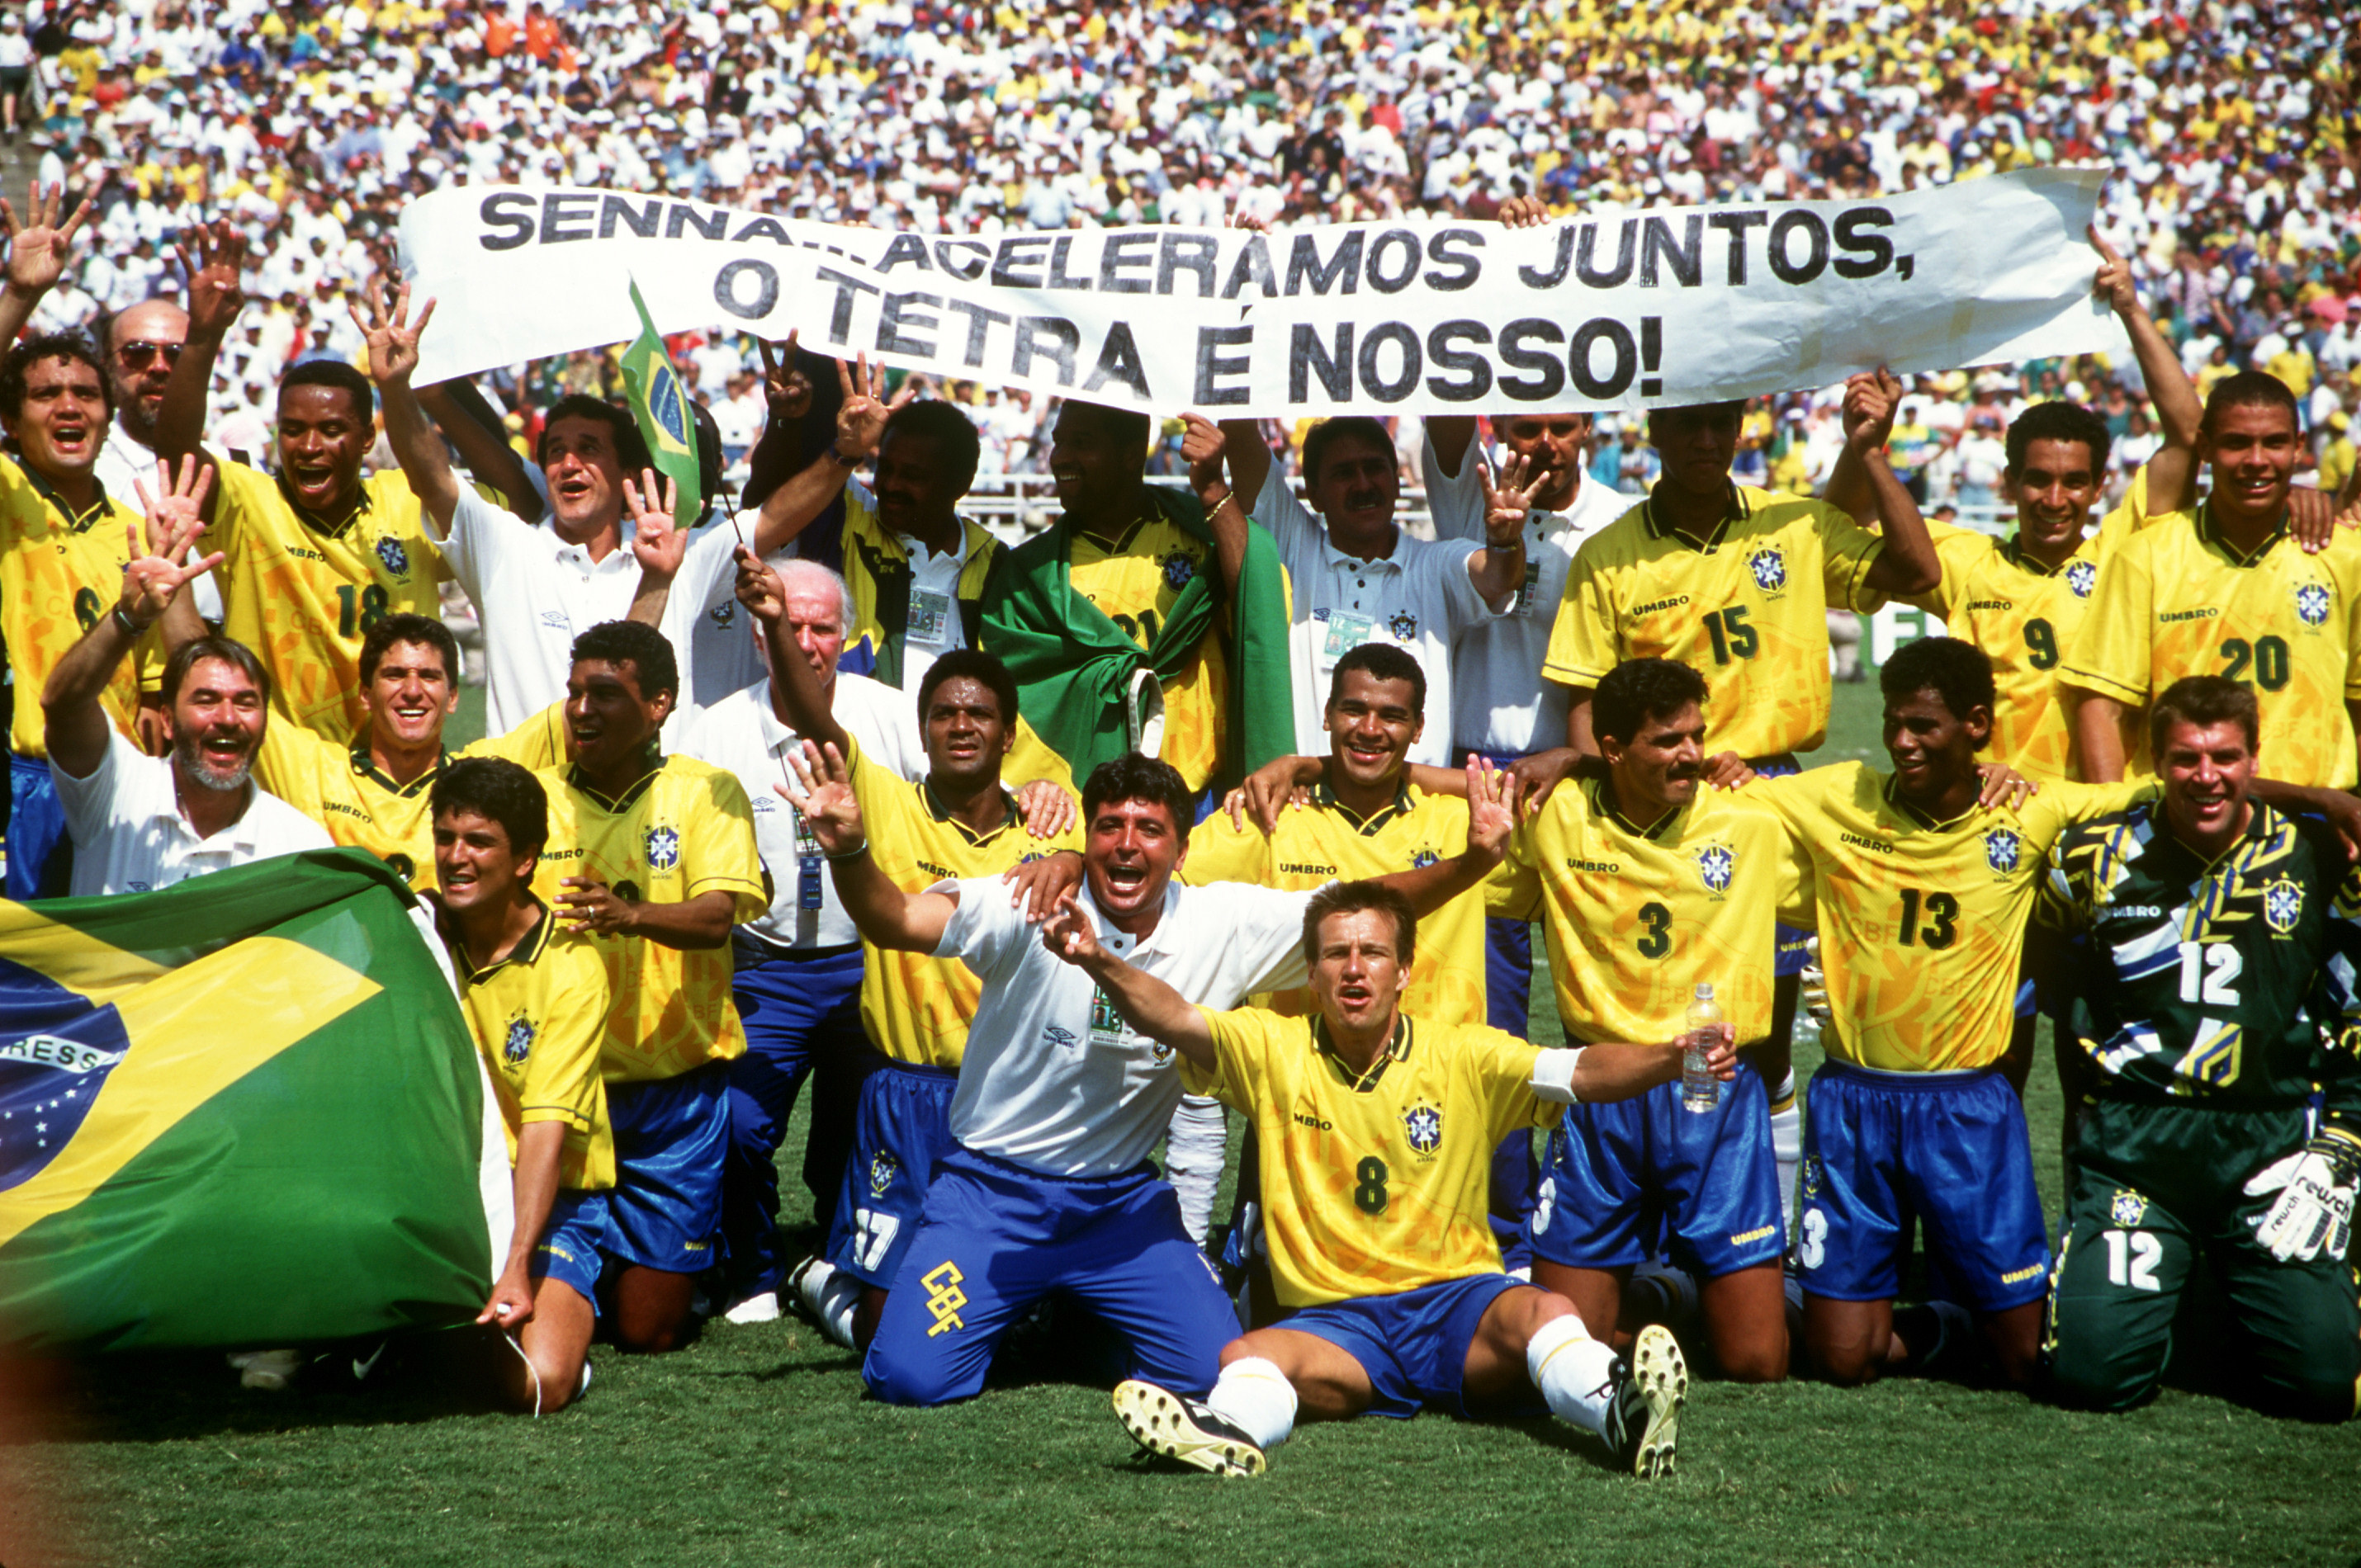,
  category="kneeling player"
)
[2041,678,2361,1421]
[432,758,611,1414]
[1494,658,1794,1381]
[1044,881,1727,1476]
